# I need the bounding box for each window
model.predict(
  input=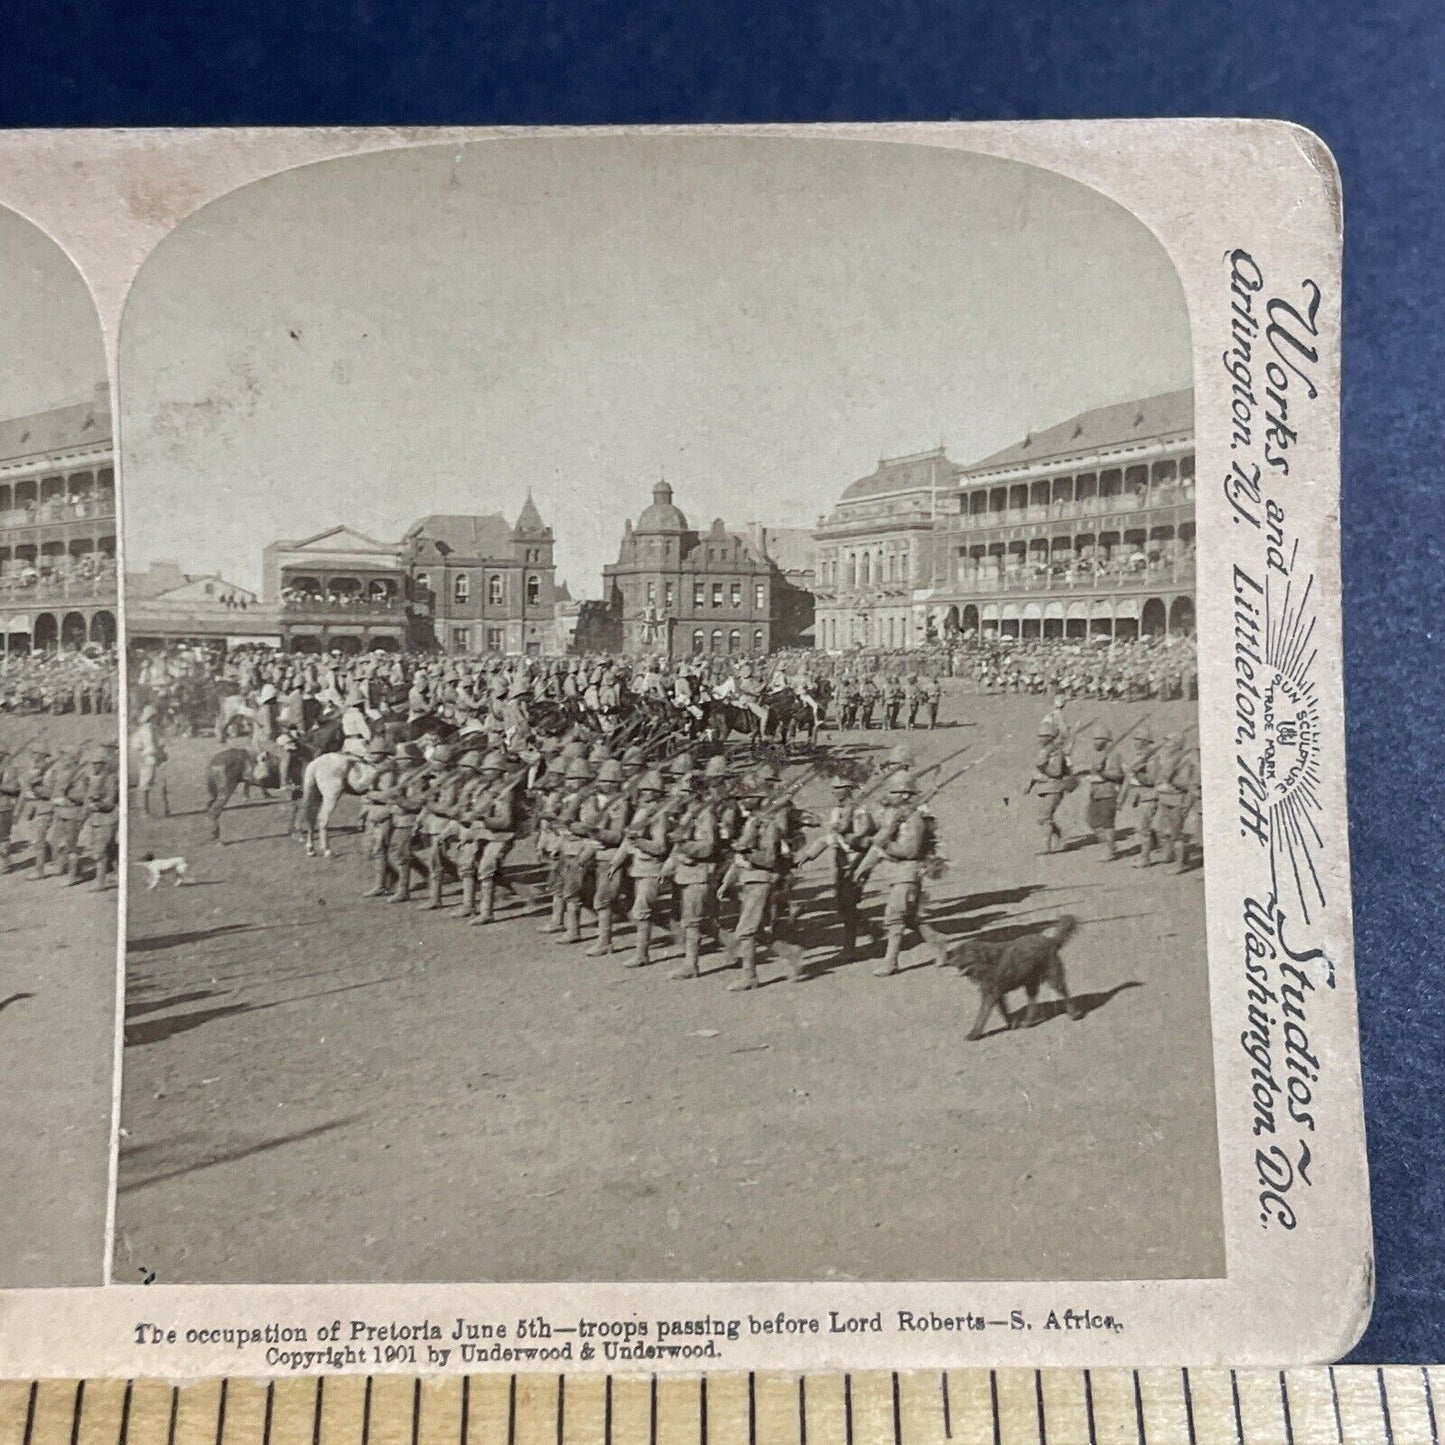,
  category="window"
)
[861,554,870,586]
[452,627,470,653]
[664,581,674,610]
[527,574,540,605]
[711,582,723,608]
[647,581,656,606]
[454,573,470,604]
[485,627,504,652]
[730,581,741,608]
[415,571,430,595]
[729,629,741,654]
[693,581,705,608]
[711,629,722,653]
[692,629,705,654]
[846,556,856,587]
[753,628,763,652]
[488,574,503,605]
[755,582,765,611]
